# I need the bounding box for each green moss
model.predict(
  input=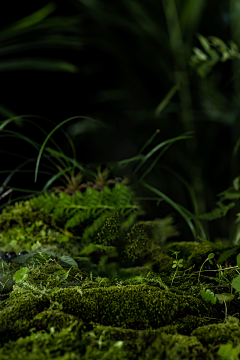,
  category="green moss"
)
[49,284,209,329]
[164,241,217,268]
[1,191,240,359]
[192,322,240,347]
